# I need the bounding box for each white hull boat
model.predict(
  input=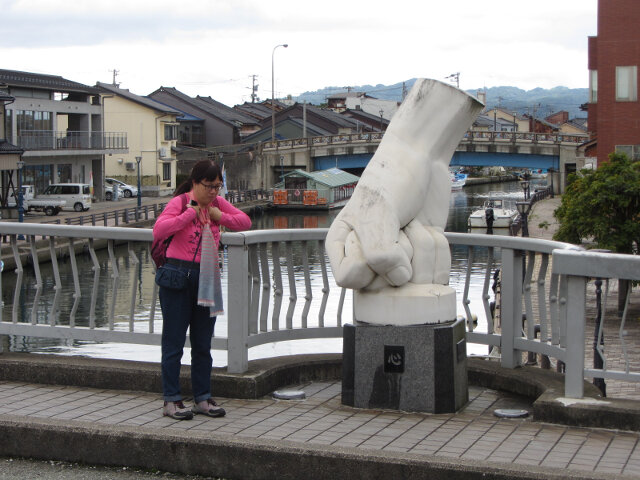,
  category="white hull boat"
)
[468,198,518,228]
[450,172,467,190]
